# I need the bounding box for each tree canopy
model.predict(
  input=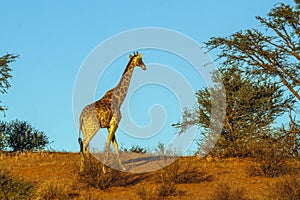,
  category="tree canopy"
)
[174,66,295,157]
[0,53,18,113]
[205,2,300,101]
[0,120,49,152]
